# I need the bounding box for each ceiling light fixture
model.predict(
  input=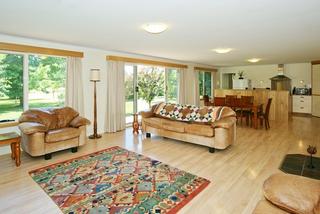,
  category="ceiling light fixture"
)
[212,48,233,54]
[247,58,261,63]
[142,23,168,34]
